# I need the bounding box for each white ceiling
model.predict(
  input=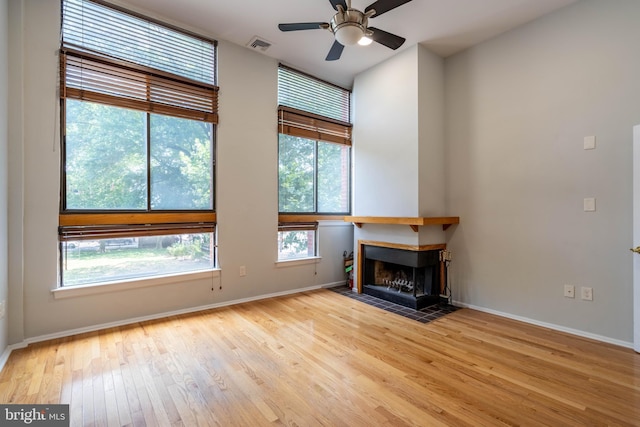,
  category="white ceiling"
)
[121,0,578,88]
